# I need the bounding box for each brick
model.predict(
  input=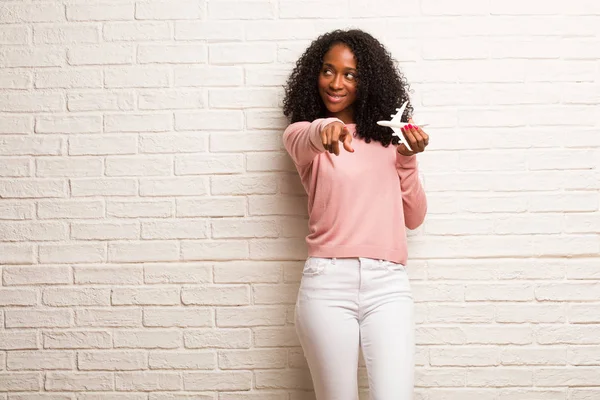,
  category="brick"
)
[216,306,286,327]
[113,330,180,349]
[69,135,137,156]
[139,89,205,110]
[7,351,74,370]
[0,3,64,23]
[209,88,280,108]
[36,115,102,134]
[175,110,243,131]
[430,347,499,367]
[254,370,312,390]
[143,308,213,328]
[183,371,251,391]
[67,3,134,21]
[105,155,172,176]
[497,304,565,323]
[108,241,179,262]
[253,327,300,347]
[502,347,567,366]
[135,1,202,20]
[0,48,64,68]
[0,372,40,391]
[208,1,274,19]
[177,197,245,217]
[139,177,208,196]
[74,266,143,285]
[252,284,299,305]
[248,195,307,216]
[149,351,216,370]
[5,309,71,328]
[76,309,141,328]
[43,331,111,349]
[210,43,276,64]
[414,368,466,387]
[104,113,172,133]
[467,368,533,387]
[249,239,308,260]
[34,25,99,45]
[537,325,600,345]
[174,66,243,87]
[182,286,249,306]
[427,304,495,324]
[536,283,600,301]
[38,200,104,219]
[0,116,33,134]
[78,351,147,371]
[107,200,173,218]
[0,179,66,199]
[36,157,103,177]
[175,21,243,41]
[68,90,135,111]
[105,67,170,88]
[181,240,249,261]
[569,304,600,323]
[111,287,180,306]
[212,218,278,239]
[43,288,111,307]
[0,288,37,306]
[68,44,133,65]
[0,157,30,177]
[175,154,243,175]
[39,243,106,264]
[465,284,533,301]
[115,371,181,391]
[0,331,38,350]
[138,44,207,64]
[214,262,281,283]
[210,131,282,152]
[45,372,113,391]
[0,92,64,113]
[247,152,295,172]
[219,349,286,369]
[70,178,137,196]
[211,175,277,195]
[0,26,29,45]
[2,266,70,285]
[144,264,211,284]
[142,219,209,239]
[35,69,102,89]
[71,221,140,240]
[534,367,600,386]
[184,329,251,349]
[140,133,207,154]
[105,22,170,41]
